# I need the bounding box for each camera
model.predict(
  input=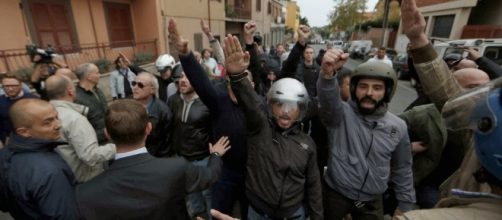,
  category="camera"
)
[25,44,58,64]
